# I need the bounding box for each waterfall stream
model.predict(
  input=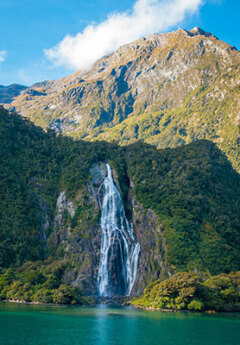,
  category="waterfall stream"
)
[97,164,140,297]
